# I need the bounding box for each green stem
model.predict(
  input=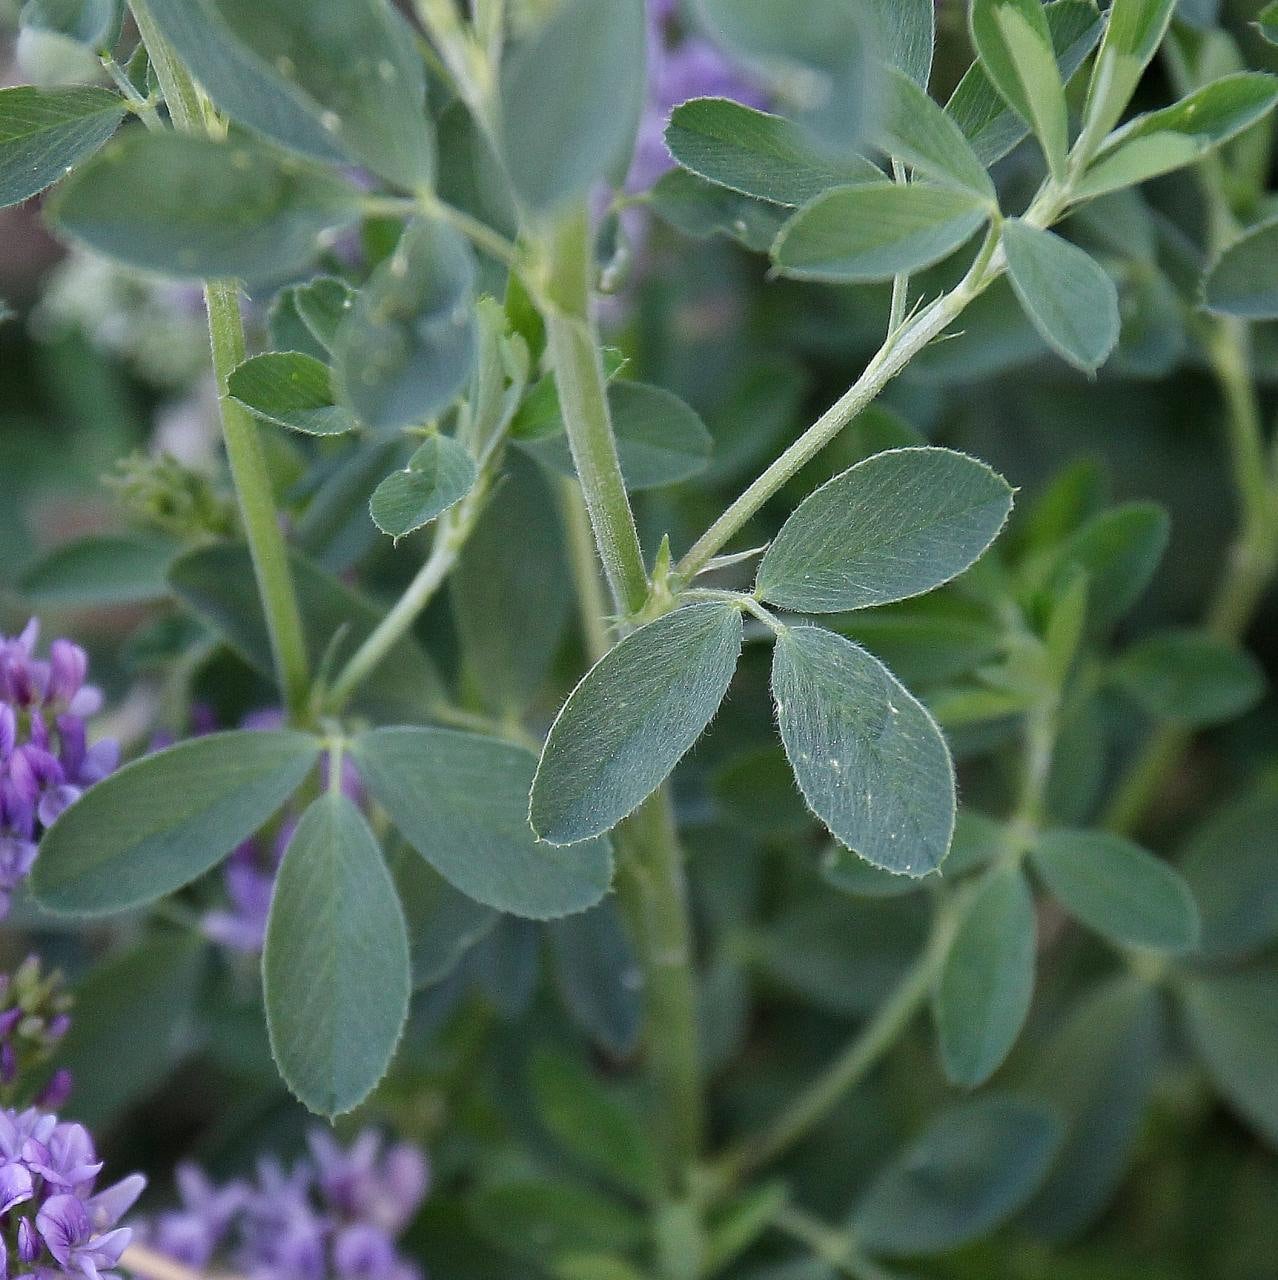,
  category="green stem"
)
[131,0,312,722]
[615,791,704,1191]
[774,1210,894,1280]
[887,159,910,336]
[712,925,946,1189]
[559,475,703,1195]
[324,501,478,712]
[675,222,1006,581]
[676,174,1090,583]
[542,207,650,616]
[559,480,613,662]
